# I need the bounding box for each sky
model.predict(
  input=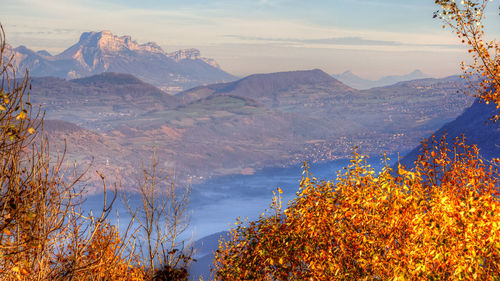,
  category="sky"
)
[1,0,499,79]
